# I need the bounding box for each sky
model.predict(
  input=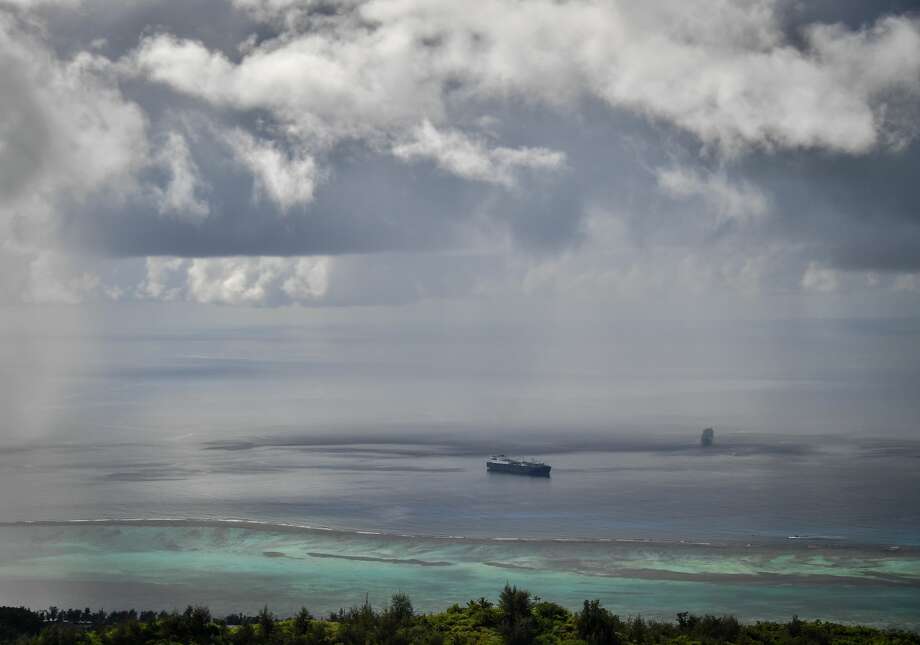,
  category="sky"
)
[2,0,920,310]
[2,0,920,443]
